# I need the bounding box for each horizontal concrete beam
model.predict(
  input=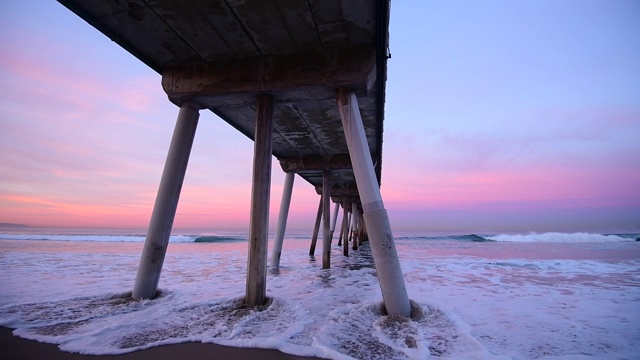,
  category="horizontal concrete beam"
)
[279,154,352,172]
[332,195,360,205]
[314,183,359,197]
[162,46,376,106]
